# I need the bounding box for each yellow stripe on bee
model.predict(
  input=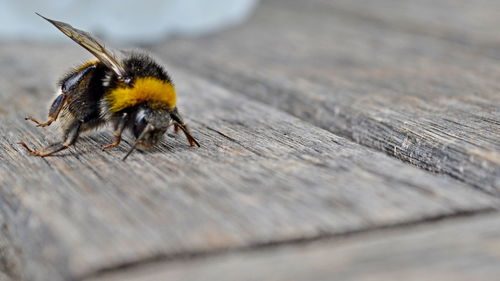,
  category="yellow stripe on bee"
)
[106,77,176,112]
